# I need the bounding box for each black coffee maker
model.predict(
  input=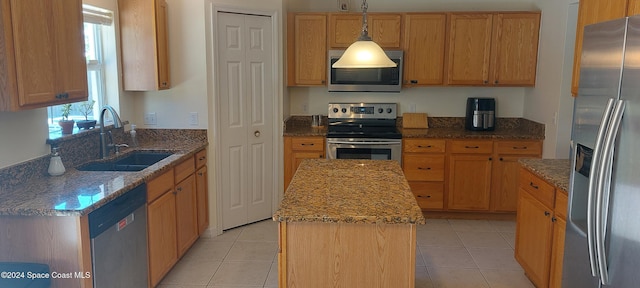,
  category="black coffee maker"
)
[465,98,495,131]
